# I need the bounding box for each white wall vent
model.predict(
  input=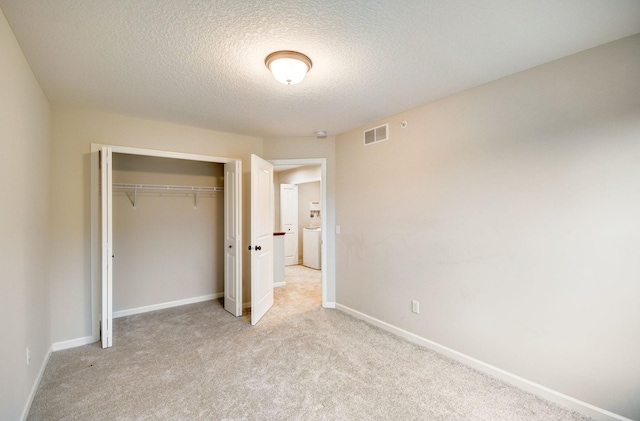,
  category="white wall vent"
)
[363,123,389,146]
